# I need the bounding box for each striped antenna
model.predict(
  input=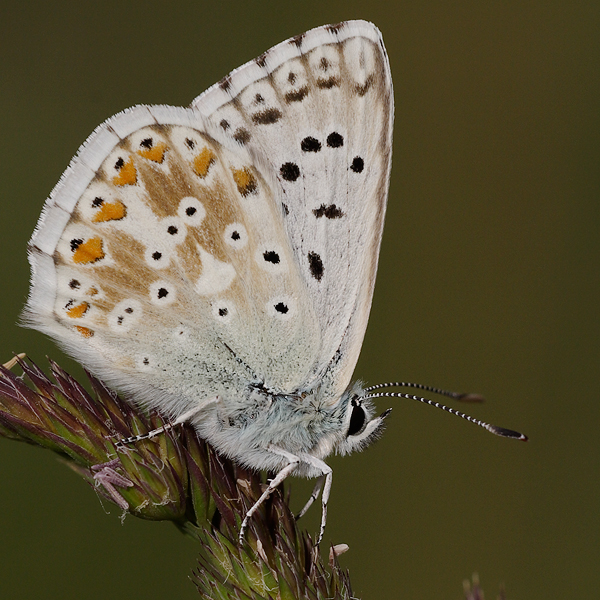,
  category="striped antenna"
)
[364,381,485,403]
[364,386,527,441]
